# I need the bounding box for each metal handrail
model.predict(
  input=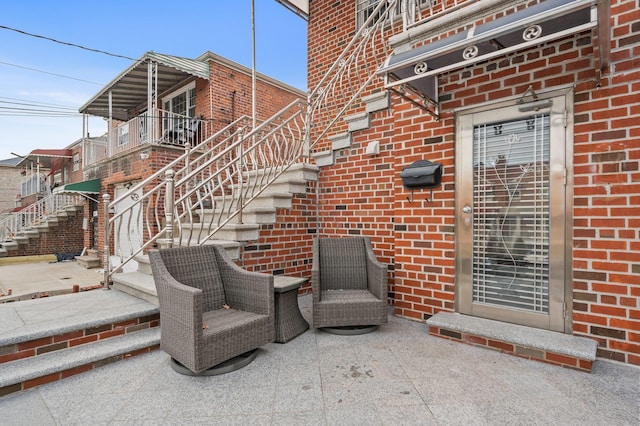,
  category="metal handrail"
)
[102,2,398,285]
[0,194,82,242]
